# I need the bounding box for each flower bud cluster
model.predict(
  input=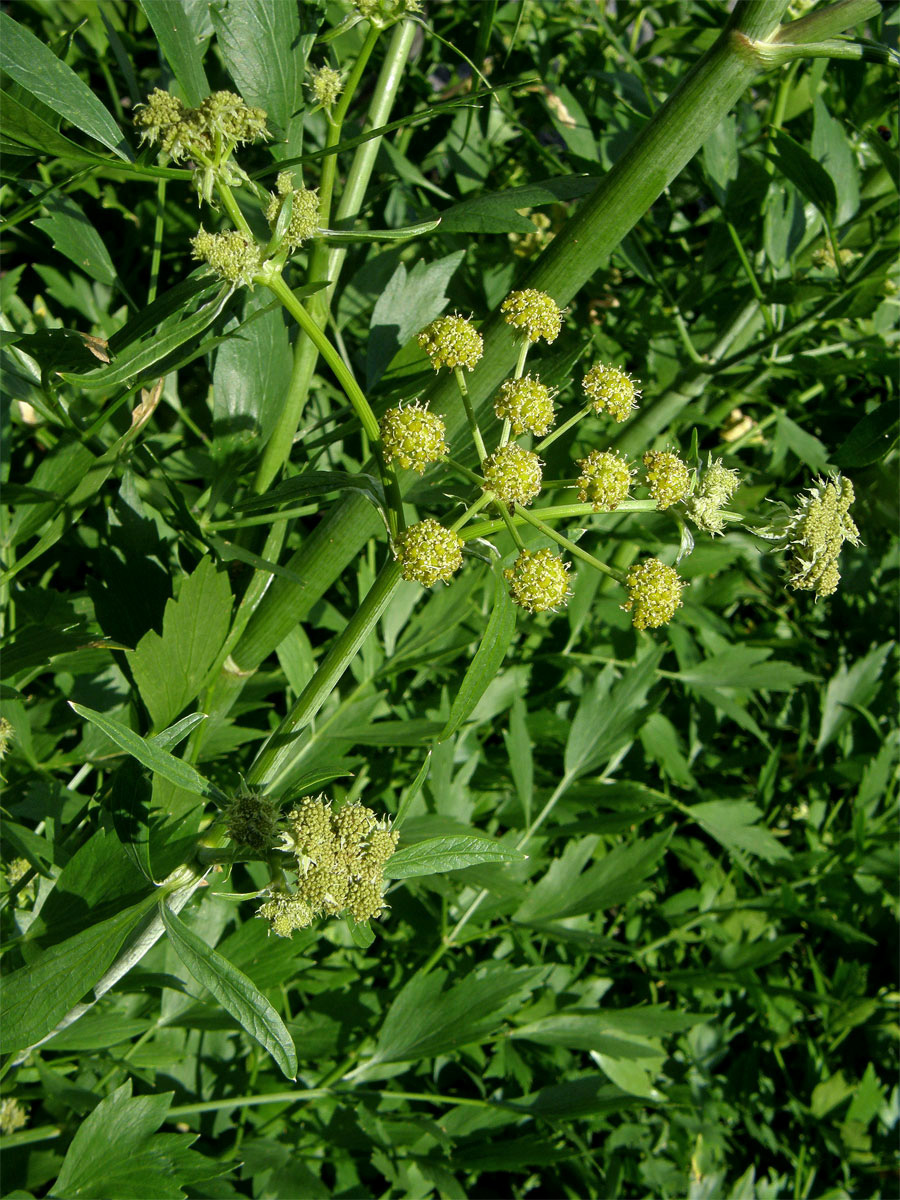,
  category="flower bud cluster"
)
[0,1098,27,1136]
[686,457,741,534]
[264,173,320,250]
[355,0,422,26]
[224,789,279,854]
[309,65,343,107]
[783,475,859,597]
[493,375,556,436]
[483,444,543,509]
[134,88,268,163]
[394,518,464,585]
[577,449,634,512]
[505,548,570,612]
[623,558,685,630]
[417,315,483,371]
[191,228,262,286]
[582,363,640,422]
[380,402,447,473]
[258,796,398,937]
[501,289,563,344]
[643,450,692,511]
